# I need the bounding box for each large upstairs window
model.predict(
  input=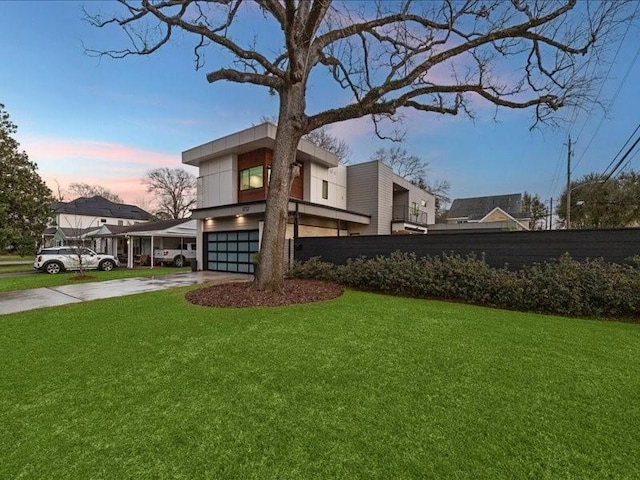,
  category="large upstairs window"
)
[239,166,263,191]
